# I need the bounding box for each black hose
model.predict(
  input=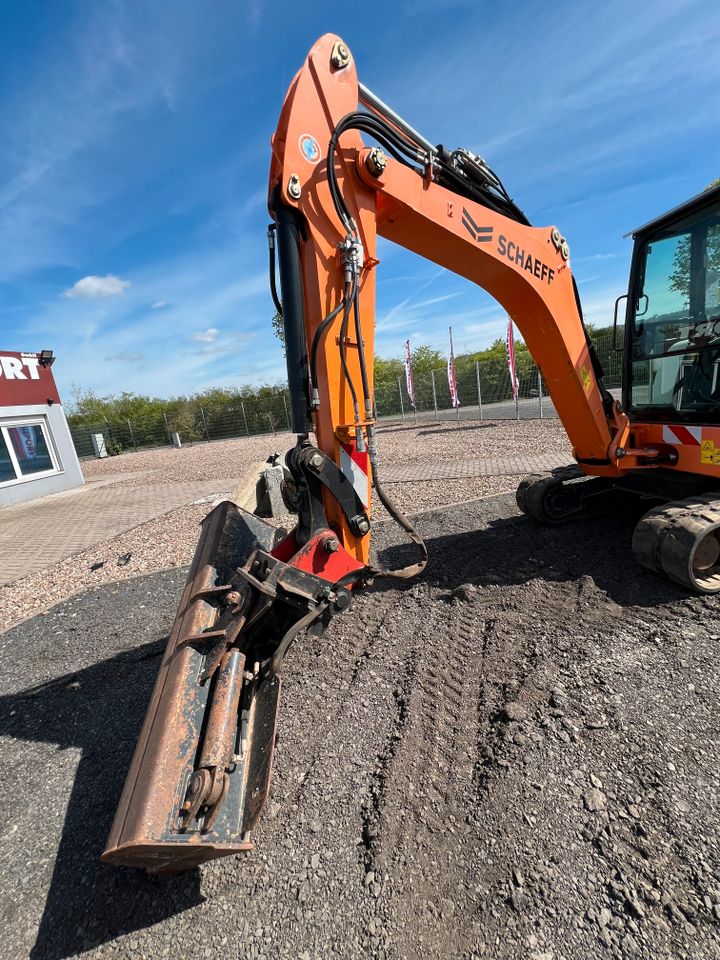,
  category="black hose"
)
[310,279,353,398]
[352,283,371,412]
[326,111,425,234]
[323,109,549,580]
[369,458,428,580]
[338,284,360,415]
[268,224,283,316]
